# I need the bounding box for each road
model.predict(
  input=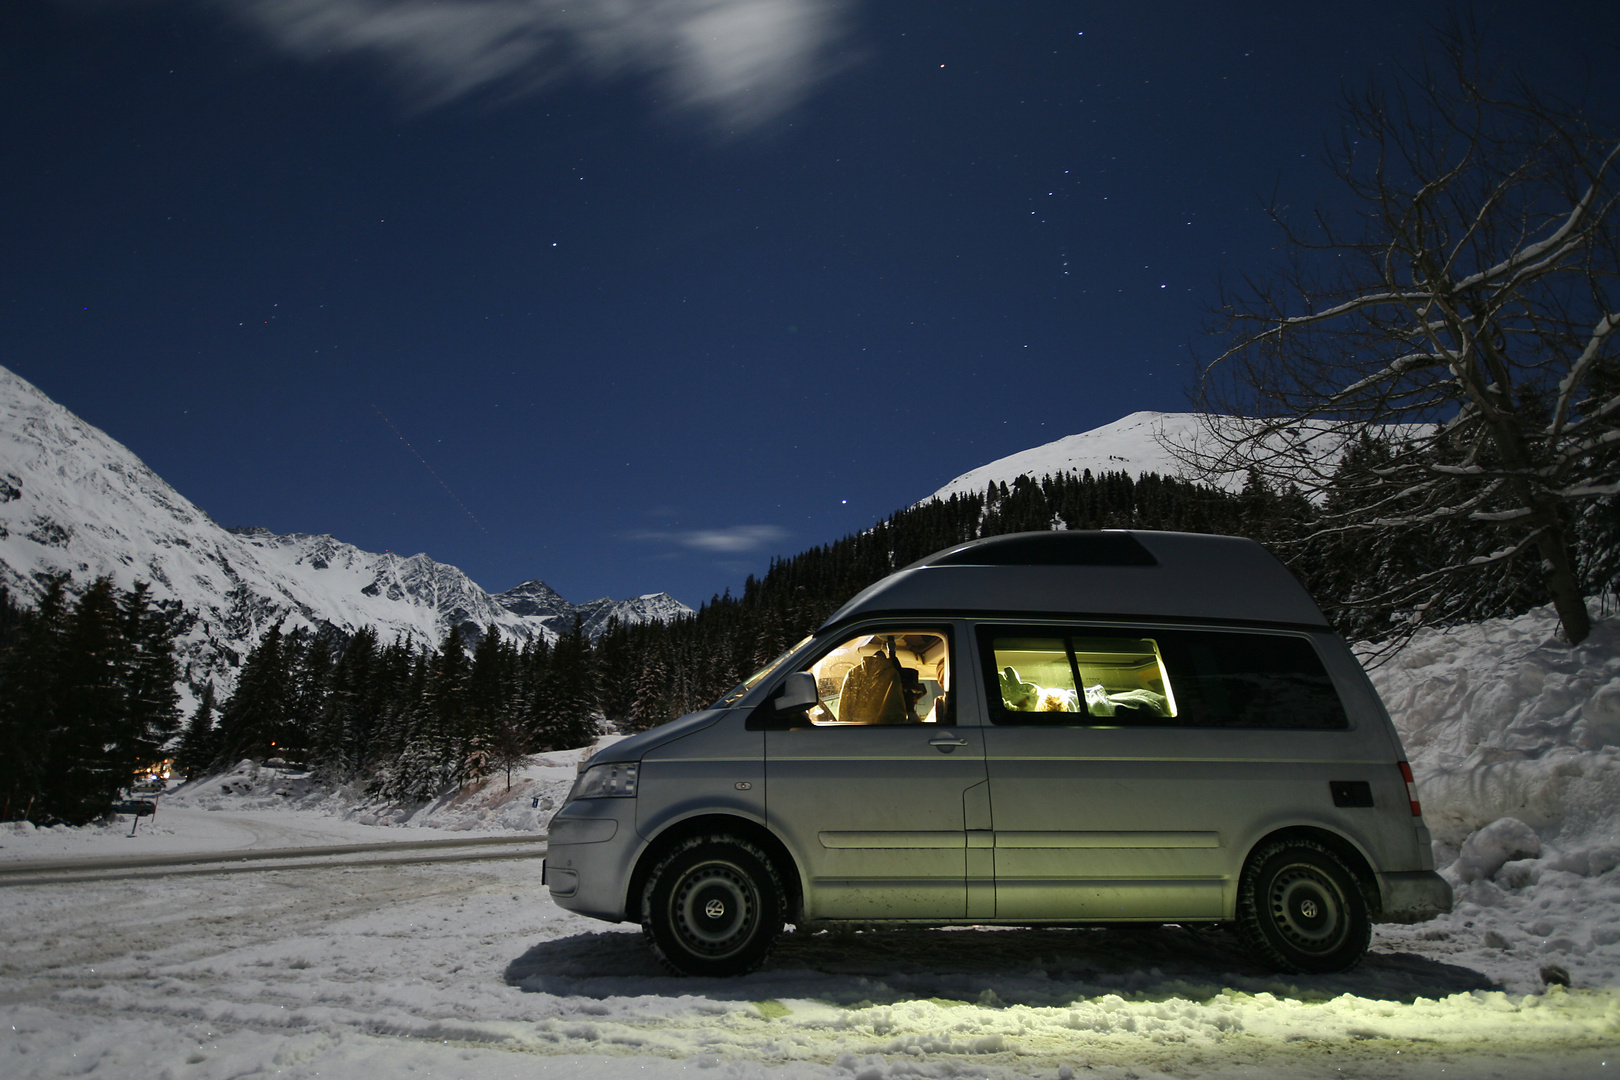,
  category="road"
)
[0,834,549,886]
